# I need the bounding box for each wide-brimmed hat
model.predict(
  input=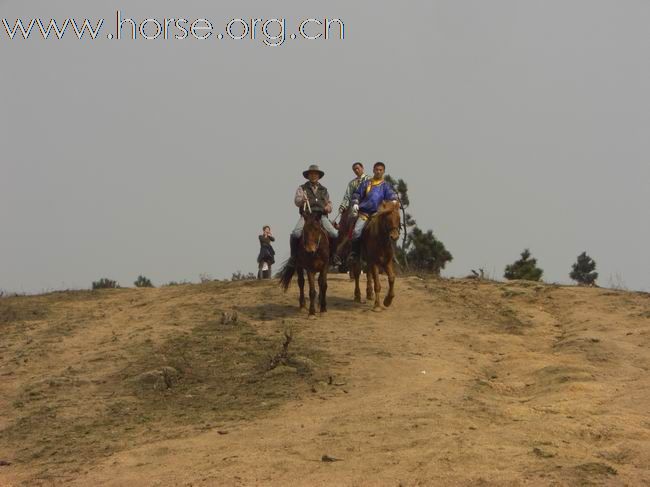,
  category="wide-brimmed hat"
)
[302,164,325,179]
